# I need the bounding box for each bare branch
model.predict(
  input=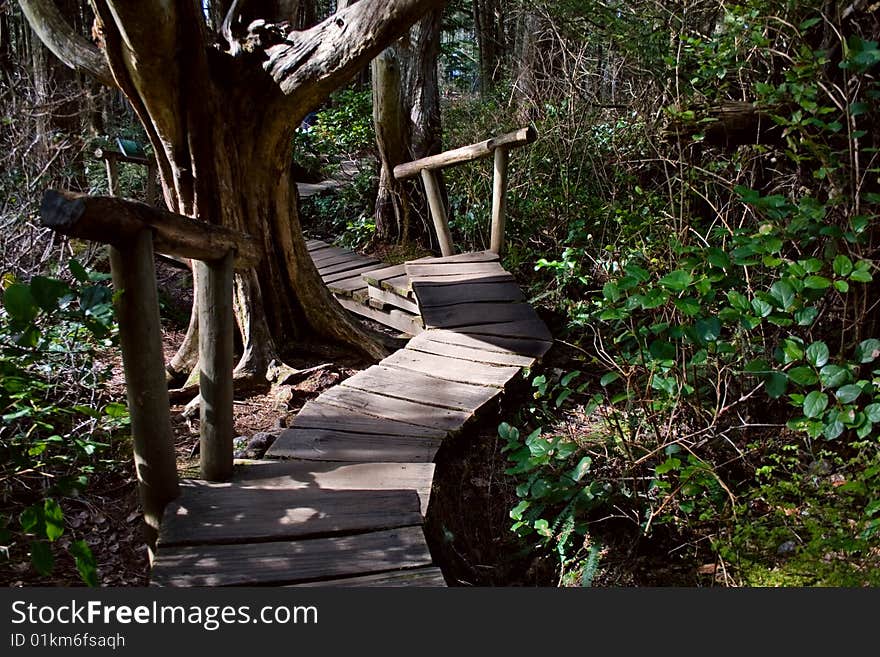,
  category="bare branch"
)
[264,0,445,118]
[18,0,115,86]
